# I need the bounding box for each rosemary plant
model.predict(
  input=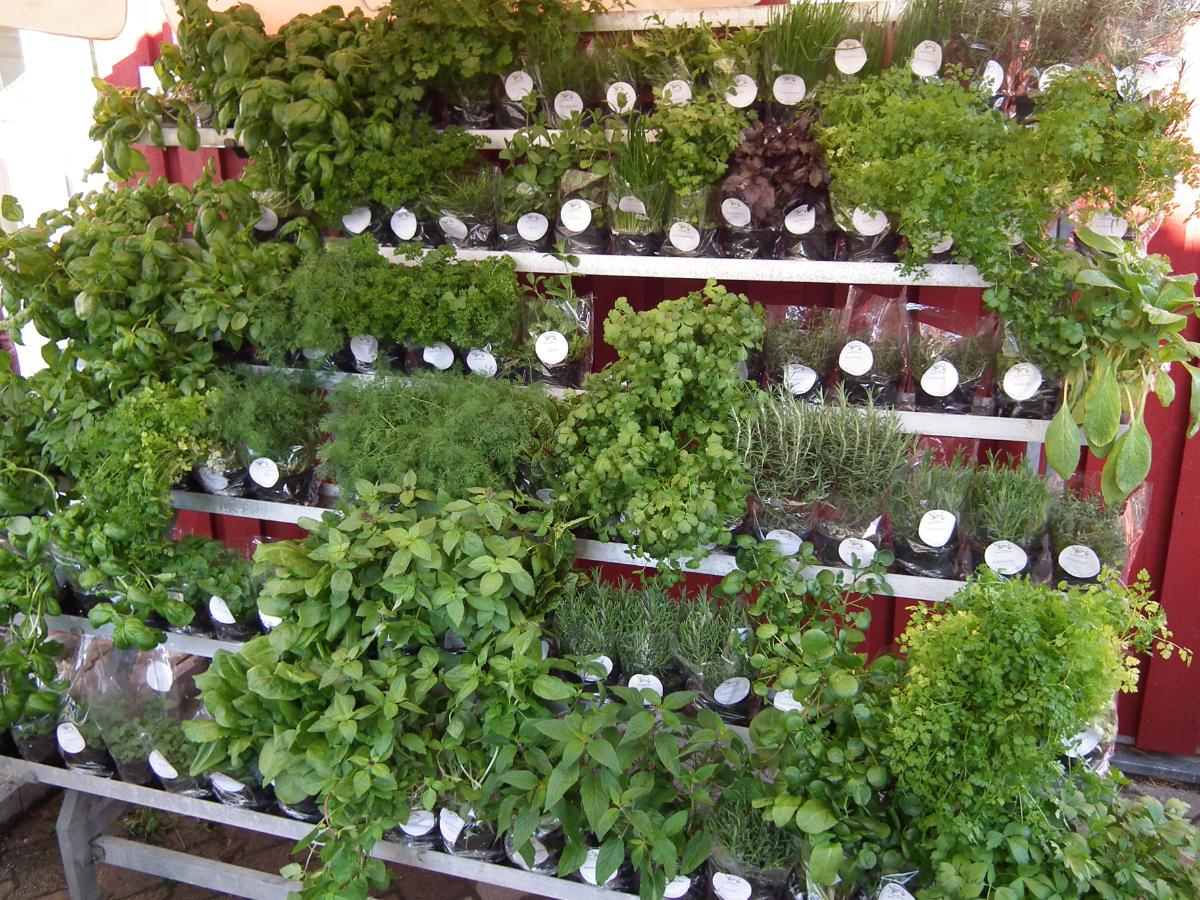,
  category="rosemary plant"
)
[673,591,747,685]
[613,577,678,675]
[886,449,974,536]
[734,387,830,505]
[818,389,915,520]
[609,115,669,235]
[762,0,852,88]
[1048,492,1128,568]
[553,575,623,659]
[762,308,841,382]
[908,329,995,384]
[967,453,1054,547]
[707,780,799,871]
